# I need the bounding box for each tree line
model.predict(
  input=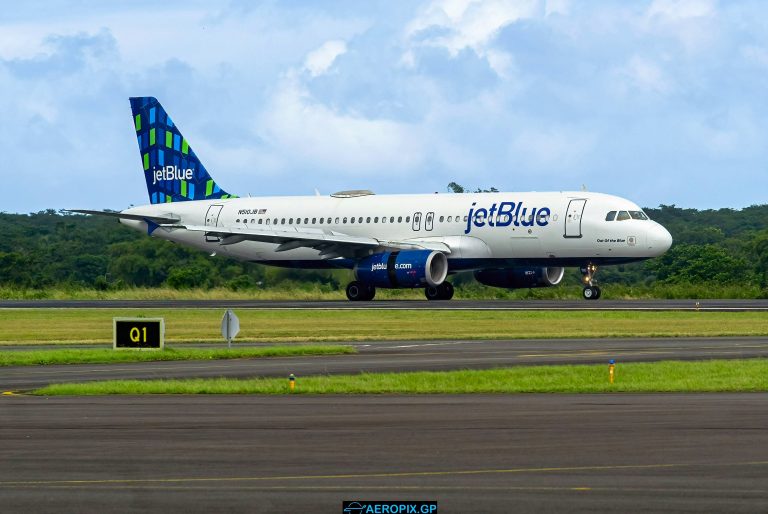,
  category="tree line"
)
[0,200,766,295]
